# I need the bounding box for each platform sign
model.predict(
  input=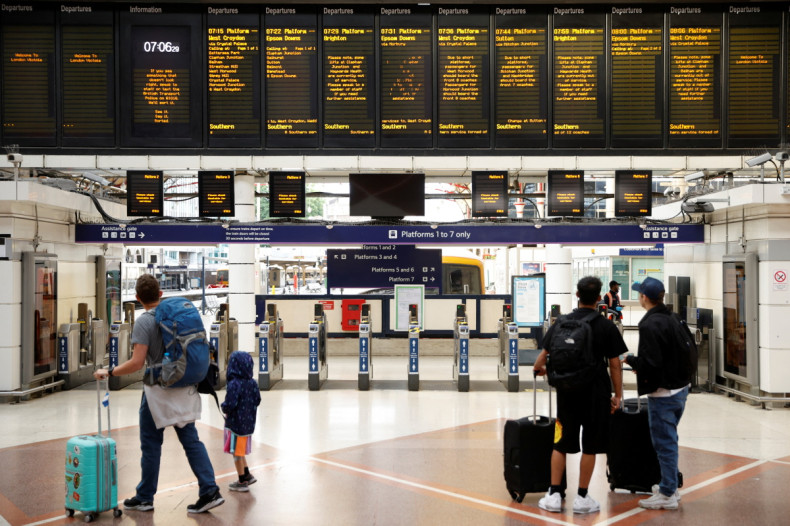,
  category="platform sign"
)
[198,170,235,217]
[327,245,441,290]
[126,170,164,217]
[614,170,652,217]
[472,171,508,217]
